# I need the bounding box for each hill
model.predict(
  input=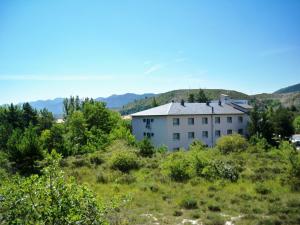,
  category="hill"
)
[274,83,300,94]
[120,89,250,115]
